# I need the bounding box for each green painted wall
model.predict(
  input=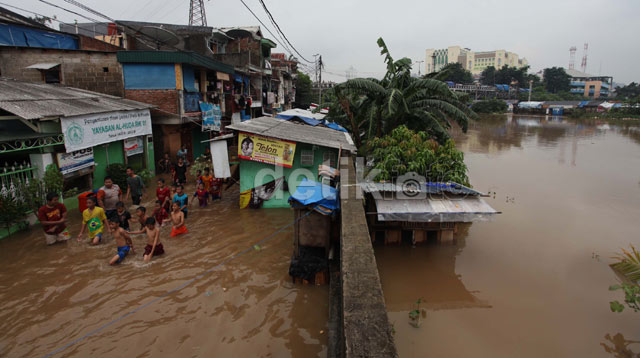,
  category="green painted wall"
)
[192,128,209,159]
[92,141,125,189]
[146,136,155,174]
[239,143,338,208]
